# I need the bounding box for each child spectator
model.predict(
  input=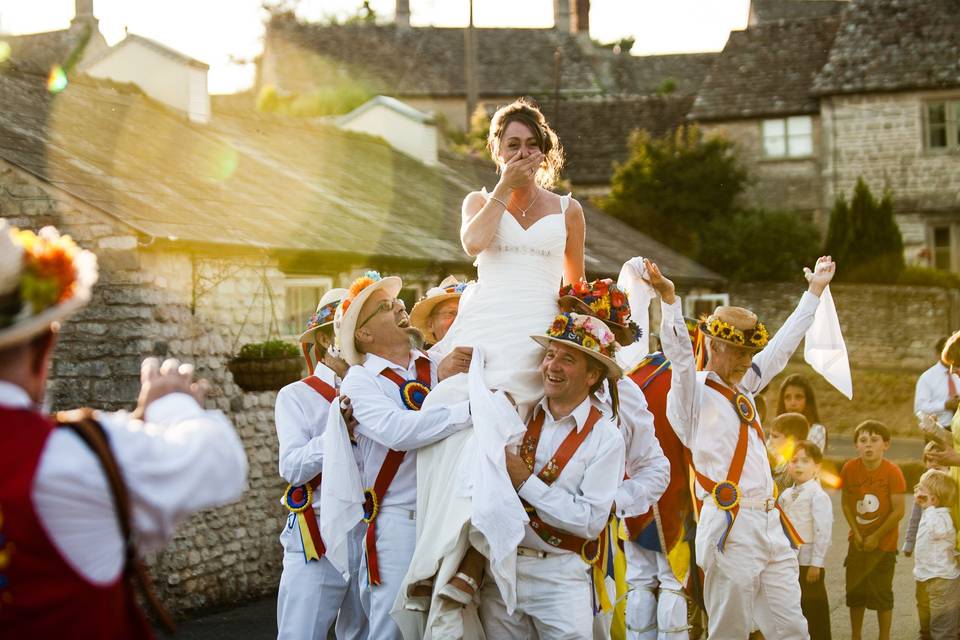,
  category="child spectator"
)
[912,469,960,640]
[903,441,948,557]
[841,420,906,640]
[779,441,833,640]
[767,412,810,492]
[778,373,829,454]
